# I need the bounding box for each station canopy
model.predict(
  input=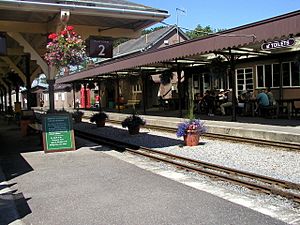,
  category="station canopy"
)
[56,10,300,84]
[0,0,169,89]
